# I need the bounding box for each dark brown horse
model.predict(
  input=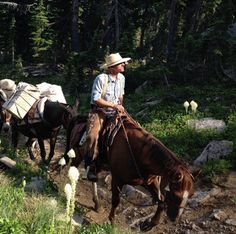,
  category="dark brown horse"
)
[64,113,195,232]
[0,93,76,163]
